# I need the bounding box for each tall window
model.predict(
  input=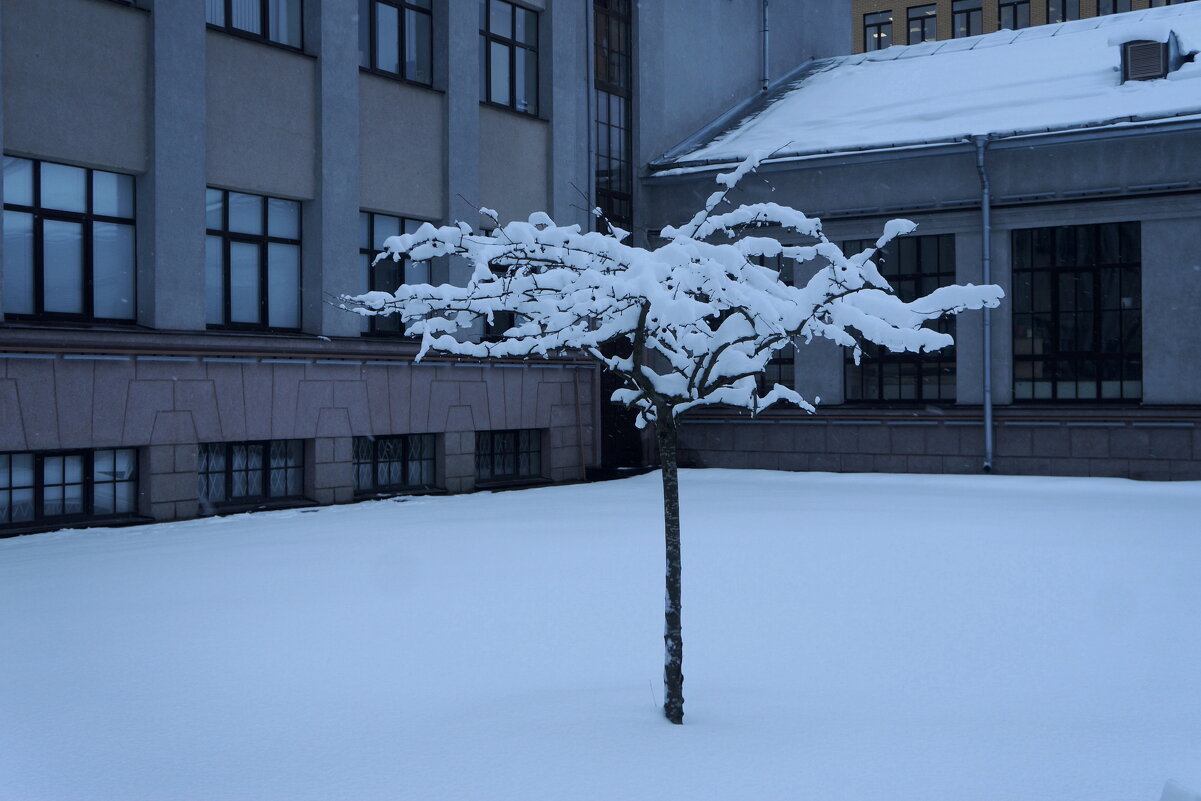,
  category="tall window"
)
[353,434,436,494]
[863,11,893,51]
[480,0,539,115]
[3,157,135,322]
[1,449,137,531]
[360,212,428,335]
[843,234,957,403]
[1097,0,1132,13]
[1046,0,1081,22]
[907,5,937,44]
[358,0,432,84]
[476,429,541,482]
[205,0,302,48]
[595,0,633,229]
[998,0,1030,29]
[952,0,983,37]
[198,440,304,507]
[206,189,301,330]
[1012,223,1141,402]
